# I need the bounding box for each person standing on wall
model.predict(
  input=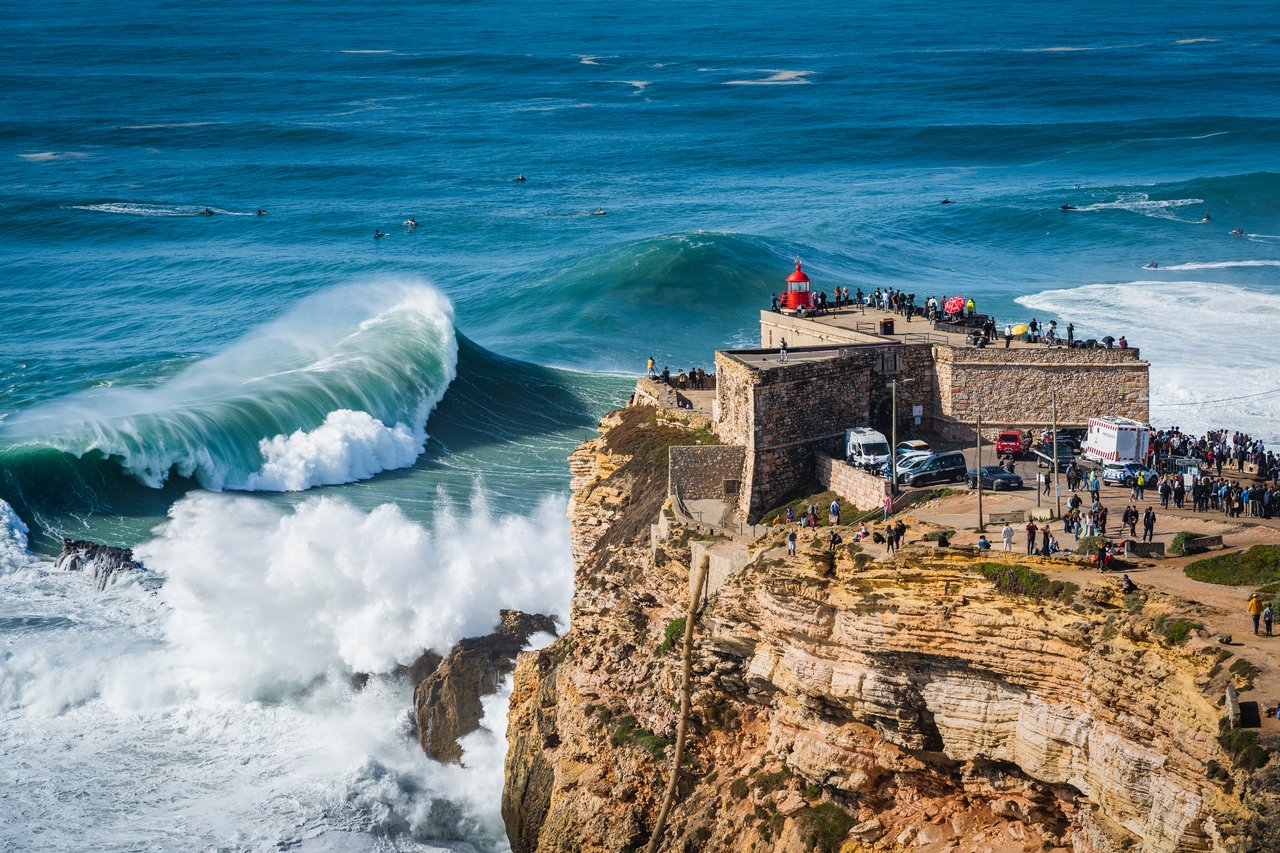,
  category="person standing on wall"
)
[779,337,788,364]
